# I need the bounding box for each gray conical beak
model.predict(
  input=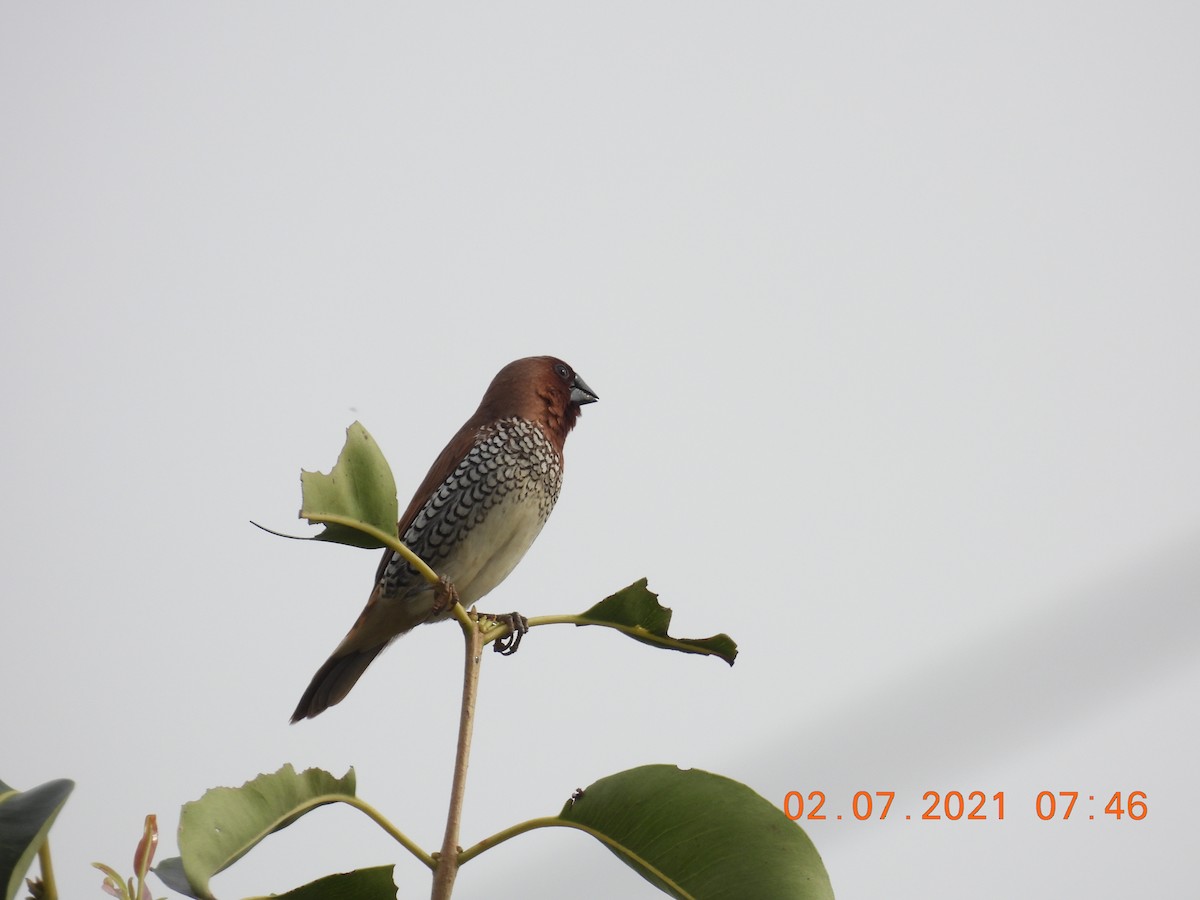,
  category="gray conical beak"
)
[570,375,599,406]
